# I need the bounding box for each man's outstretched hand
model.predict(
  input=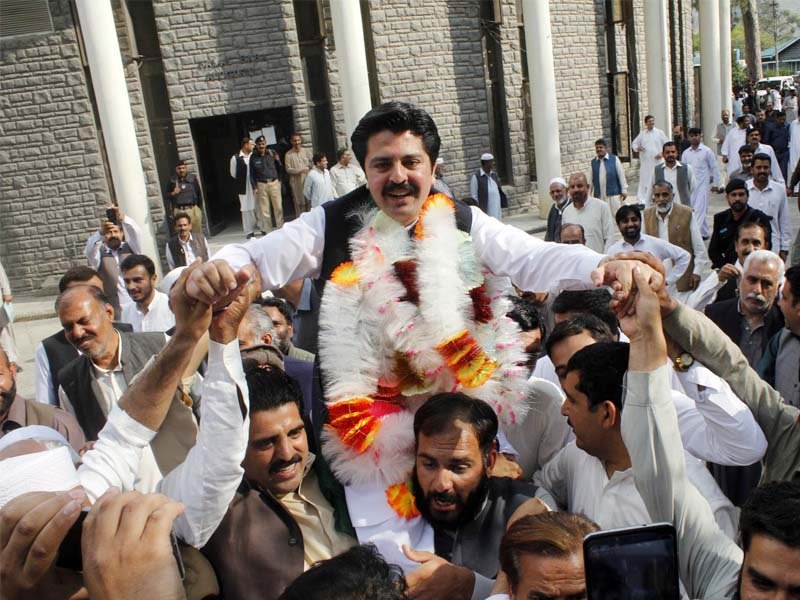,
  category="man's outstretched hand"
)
[619,266,668,371]
[209,264,262,344]
[592,252,666,316]
[184,259,249,309]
